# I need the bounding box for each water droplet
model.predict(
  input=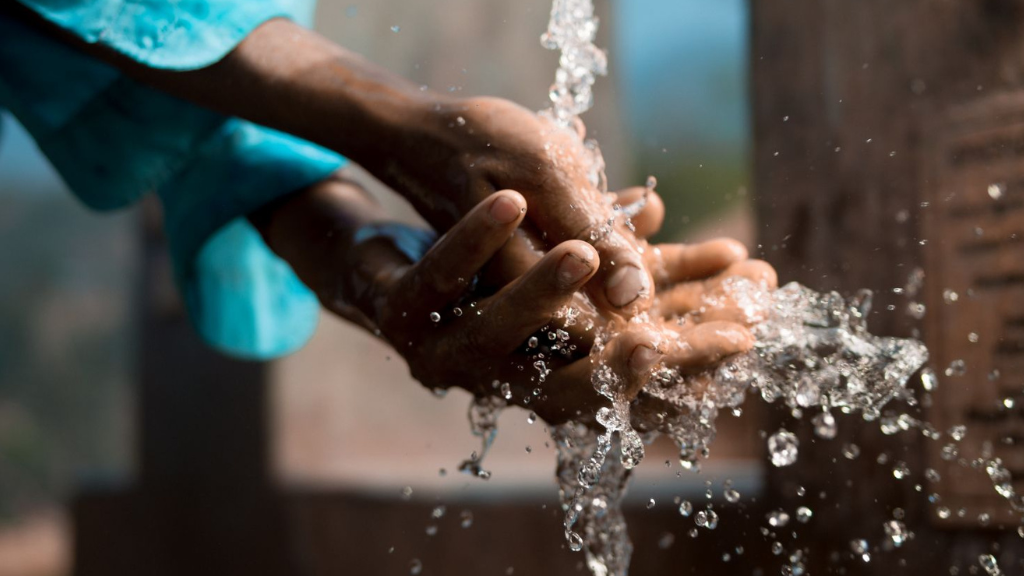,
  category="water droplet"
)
[979,554,1001,575]
[796,506,813,523]
[694,509,719,530]
[646,498,656,509]
[453,307,463,317]
[925,468,941,482]
[429,312,441,323]
[813,411,838,439]
[645,175,658,189]
[921,367,938,391]
[527,336,538,348]
[678,500,693,517]
[500,382,512,400]
[842,443,861,460]
[937,506,951,519]
[850,538,870,555]
[940,443,959,460]
[657,532,675,549]
[884,520,908,547]
[772,541,784,555]
[767,510,791,527]
[987,183,1006,200]
[949,425,967,441]
[880,415,900,435]
[409,559,422,574]
[892,461,910,480]
[400,486,413,500]
[425,524,438,536]
[945,359,966,377]
[943,289,959,303]
[768,429,799,467]
[460,509,473,528]
[724,488,741,503]
[431,505,446,519]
